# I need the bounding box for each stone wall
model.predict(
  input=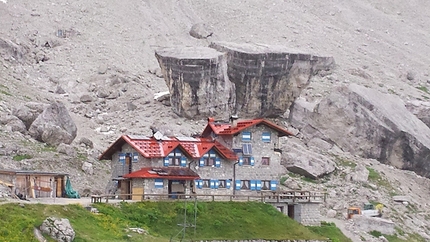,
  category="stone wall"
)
[294,203,321,226]
[352,215,395,235]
